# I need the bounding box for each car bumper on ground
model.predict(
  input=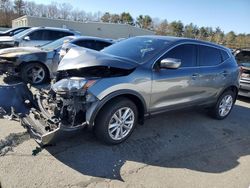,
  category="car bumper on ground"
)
[21,112,61,145]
